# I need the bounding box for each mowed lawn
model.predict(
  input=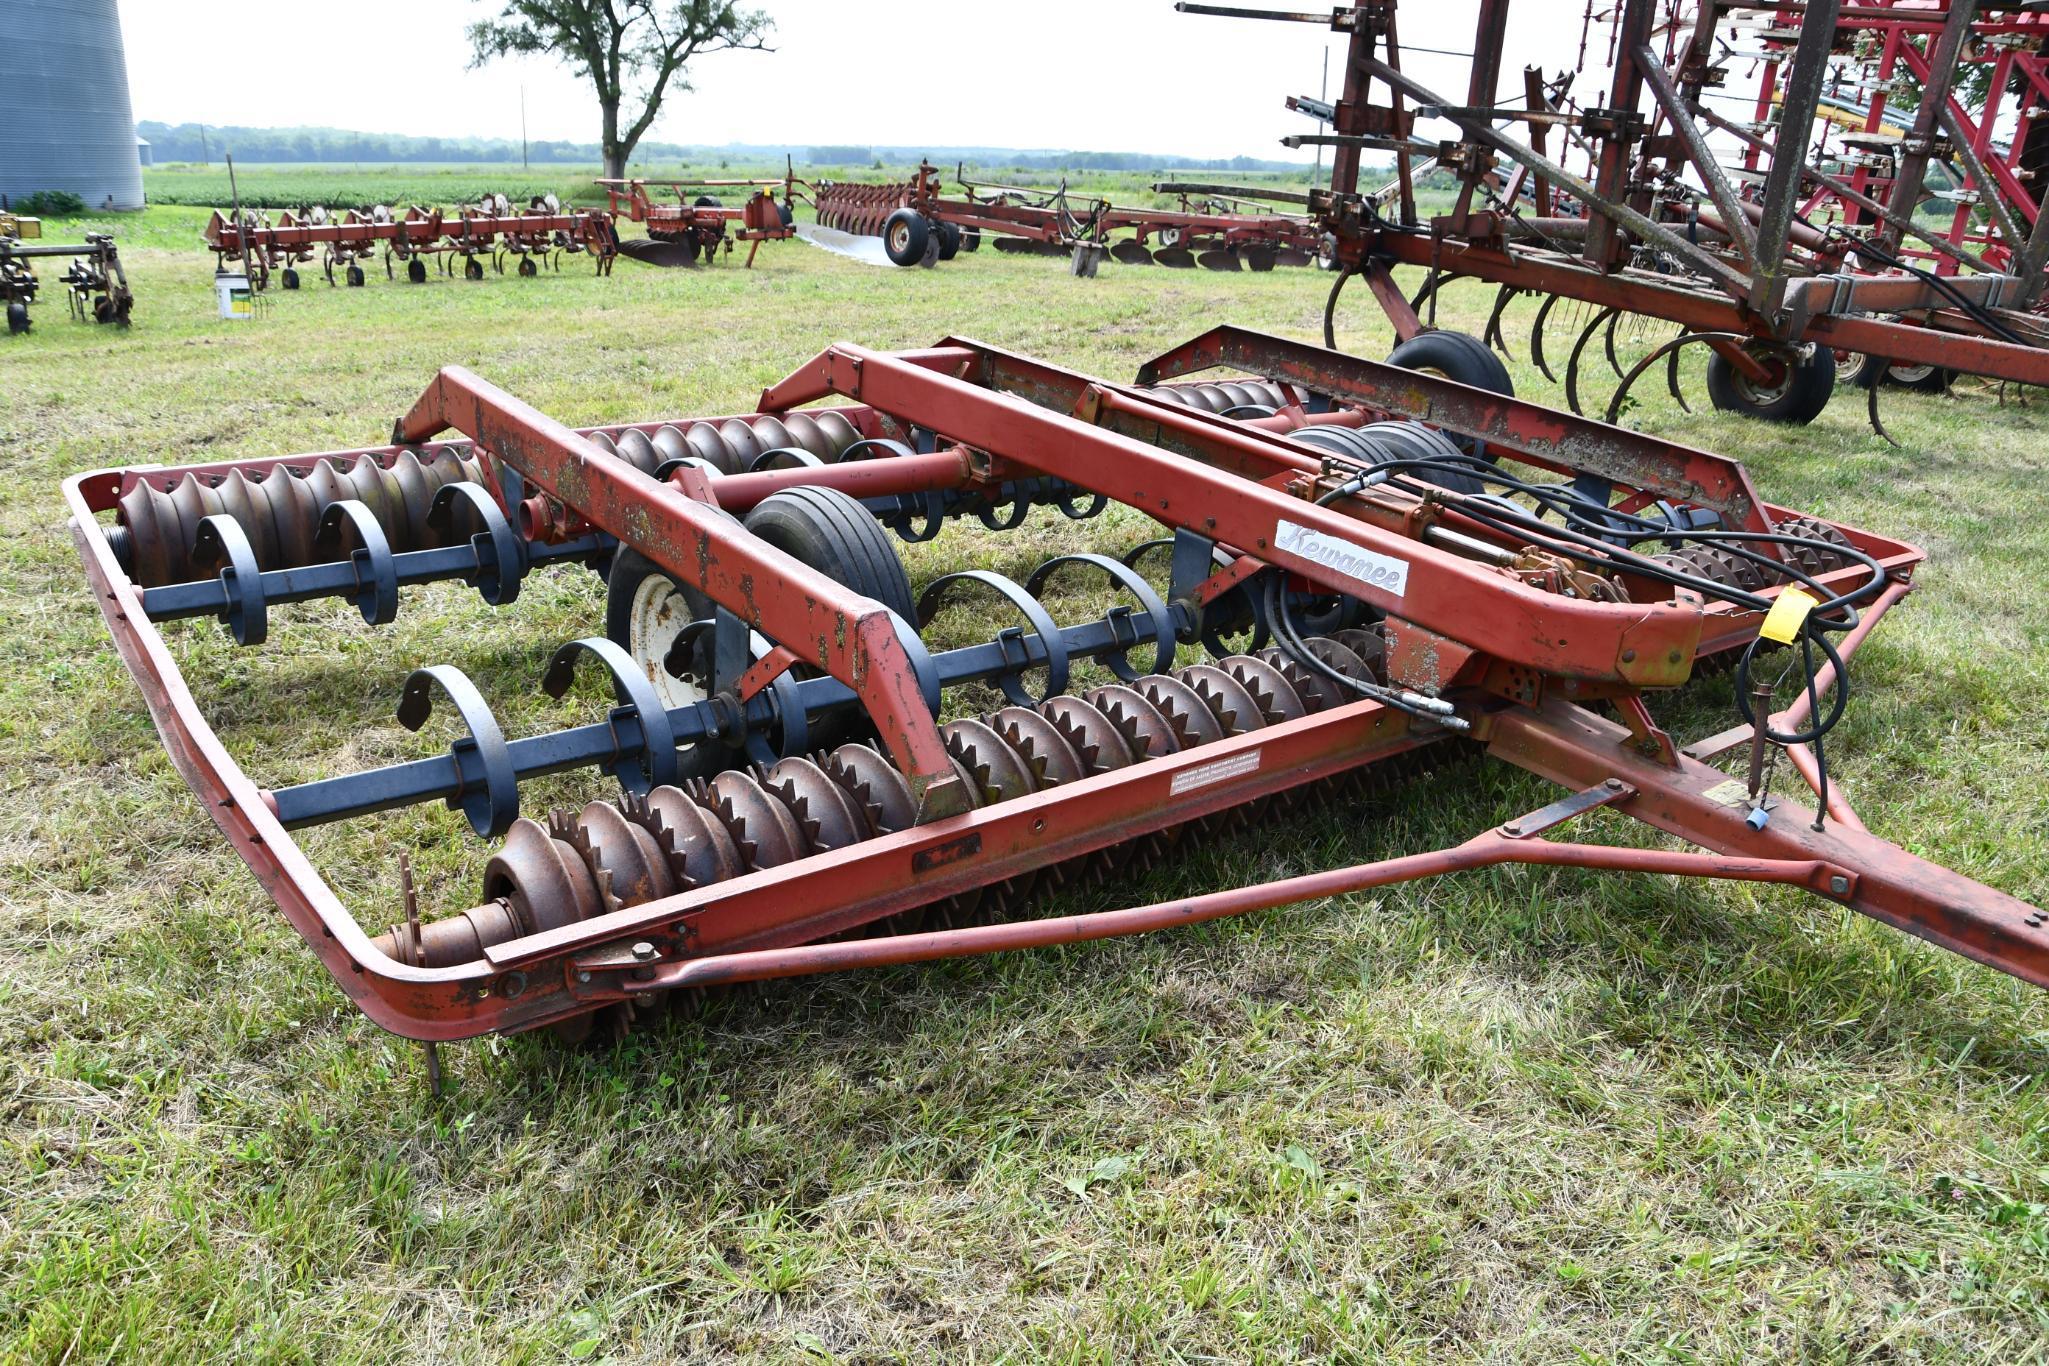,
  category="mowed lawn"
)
[2,204,2046,1362]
